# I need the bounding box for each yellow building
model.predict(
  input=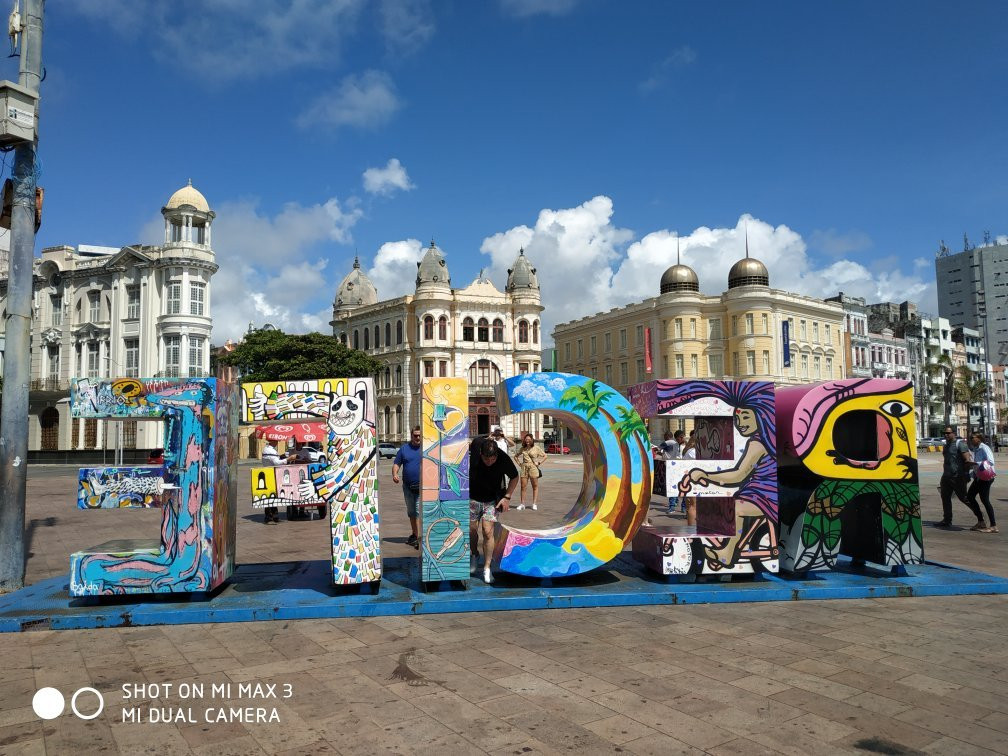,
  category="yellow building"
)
[553,249,846,414]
